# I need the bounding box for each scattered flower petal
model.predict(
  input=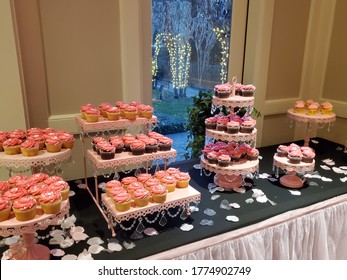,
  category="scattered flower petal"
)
[189,205,199,213]
[200,219,214,226]
[69,190,75,197]
[123,241,136,250]
[268,177,278,182]
[308,181,319,187]
[180,223,194,231]
[87,237,104,246]
[226,215,239,222]
[4,236,21,246]
[256,195,268,203]
[211,194,220,200]
[88,244,104,254]
[49,235,64,245]
[245,198,254,203]
[51,248,65,257]
[220,199,231,210]
[60,237,74,249]
[77,183,87,189]
[193,164,202,169]
[320,165,331,170]
[258,173,271,179]
[204,208,216,216]
[70,226,85,234]
[233,186,246,193]
[311,139,319,144]
[78,249,94,260]
[108,242,122,252]
[289,190,301,195]
[229,203,240,209]
[62,254,77,260]
[252,188,264,197]
[143,228,158,236]
[340,177,347,183]
[71,232,89,243]
[321,177,333,182]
